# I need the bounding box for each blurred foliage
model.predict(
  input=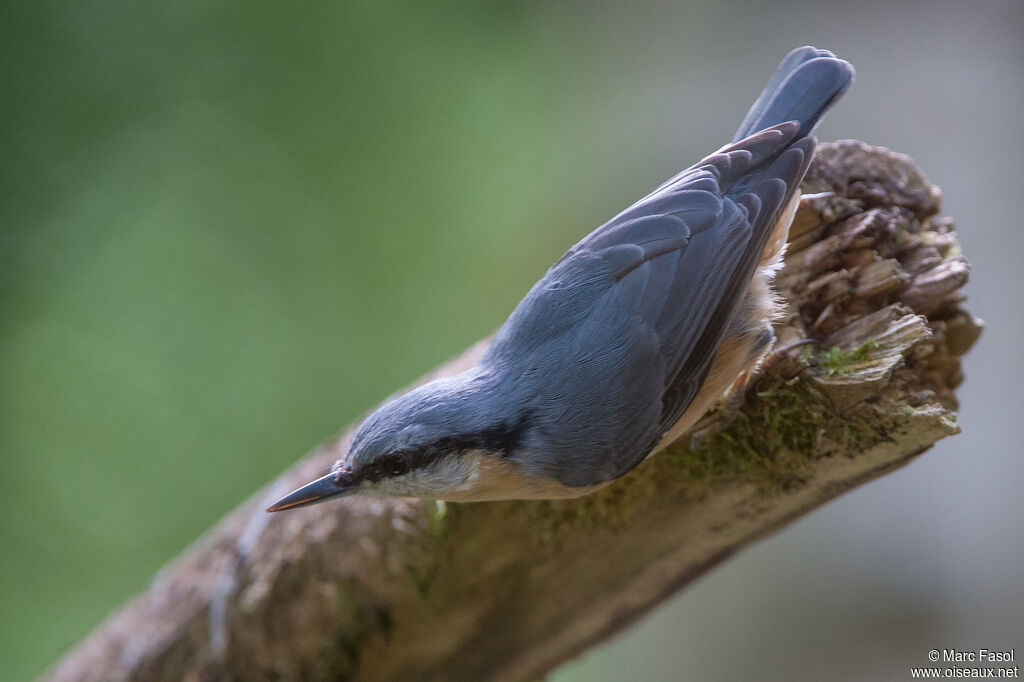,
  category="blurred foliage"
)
[0,2,655,677]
